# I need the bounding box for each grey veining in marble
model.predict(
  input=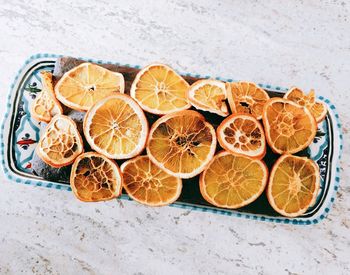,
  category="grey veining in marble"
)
[0,0,349,274]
